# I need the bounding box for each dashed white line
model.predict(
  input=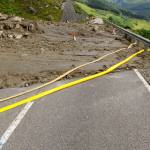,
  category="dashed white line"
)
[134,69,150,93]
[0,102,34,150]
